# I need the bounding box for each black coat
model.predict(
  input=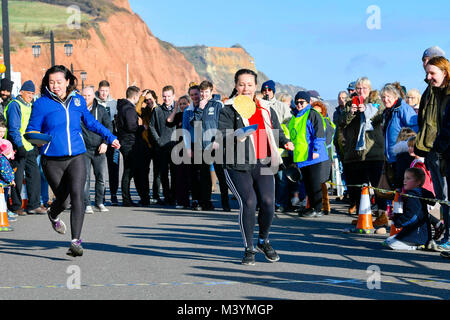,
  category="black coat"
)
[81,99,113,151]
[116,98,139,146]
[148,104,177,150]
